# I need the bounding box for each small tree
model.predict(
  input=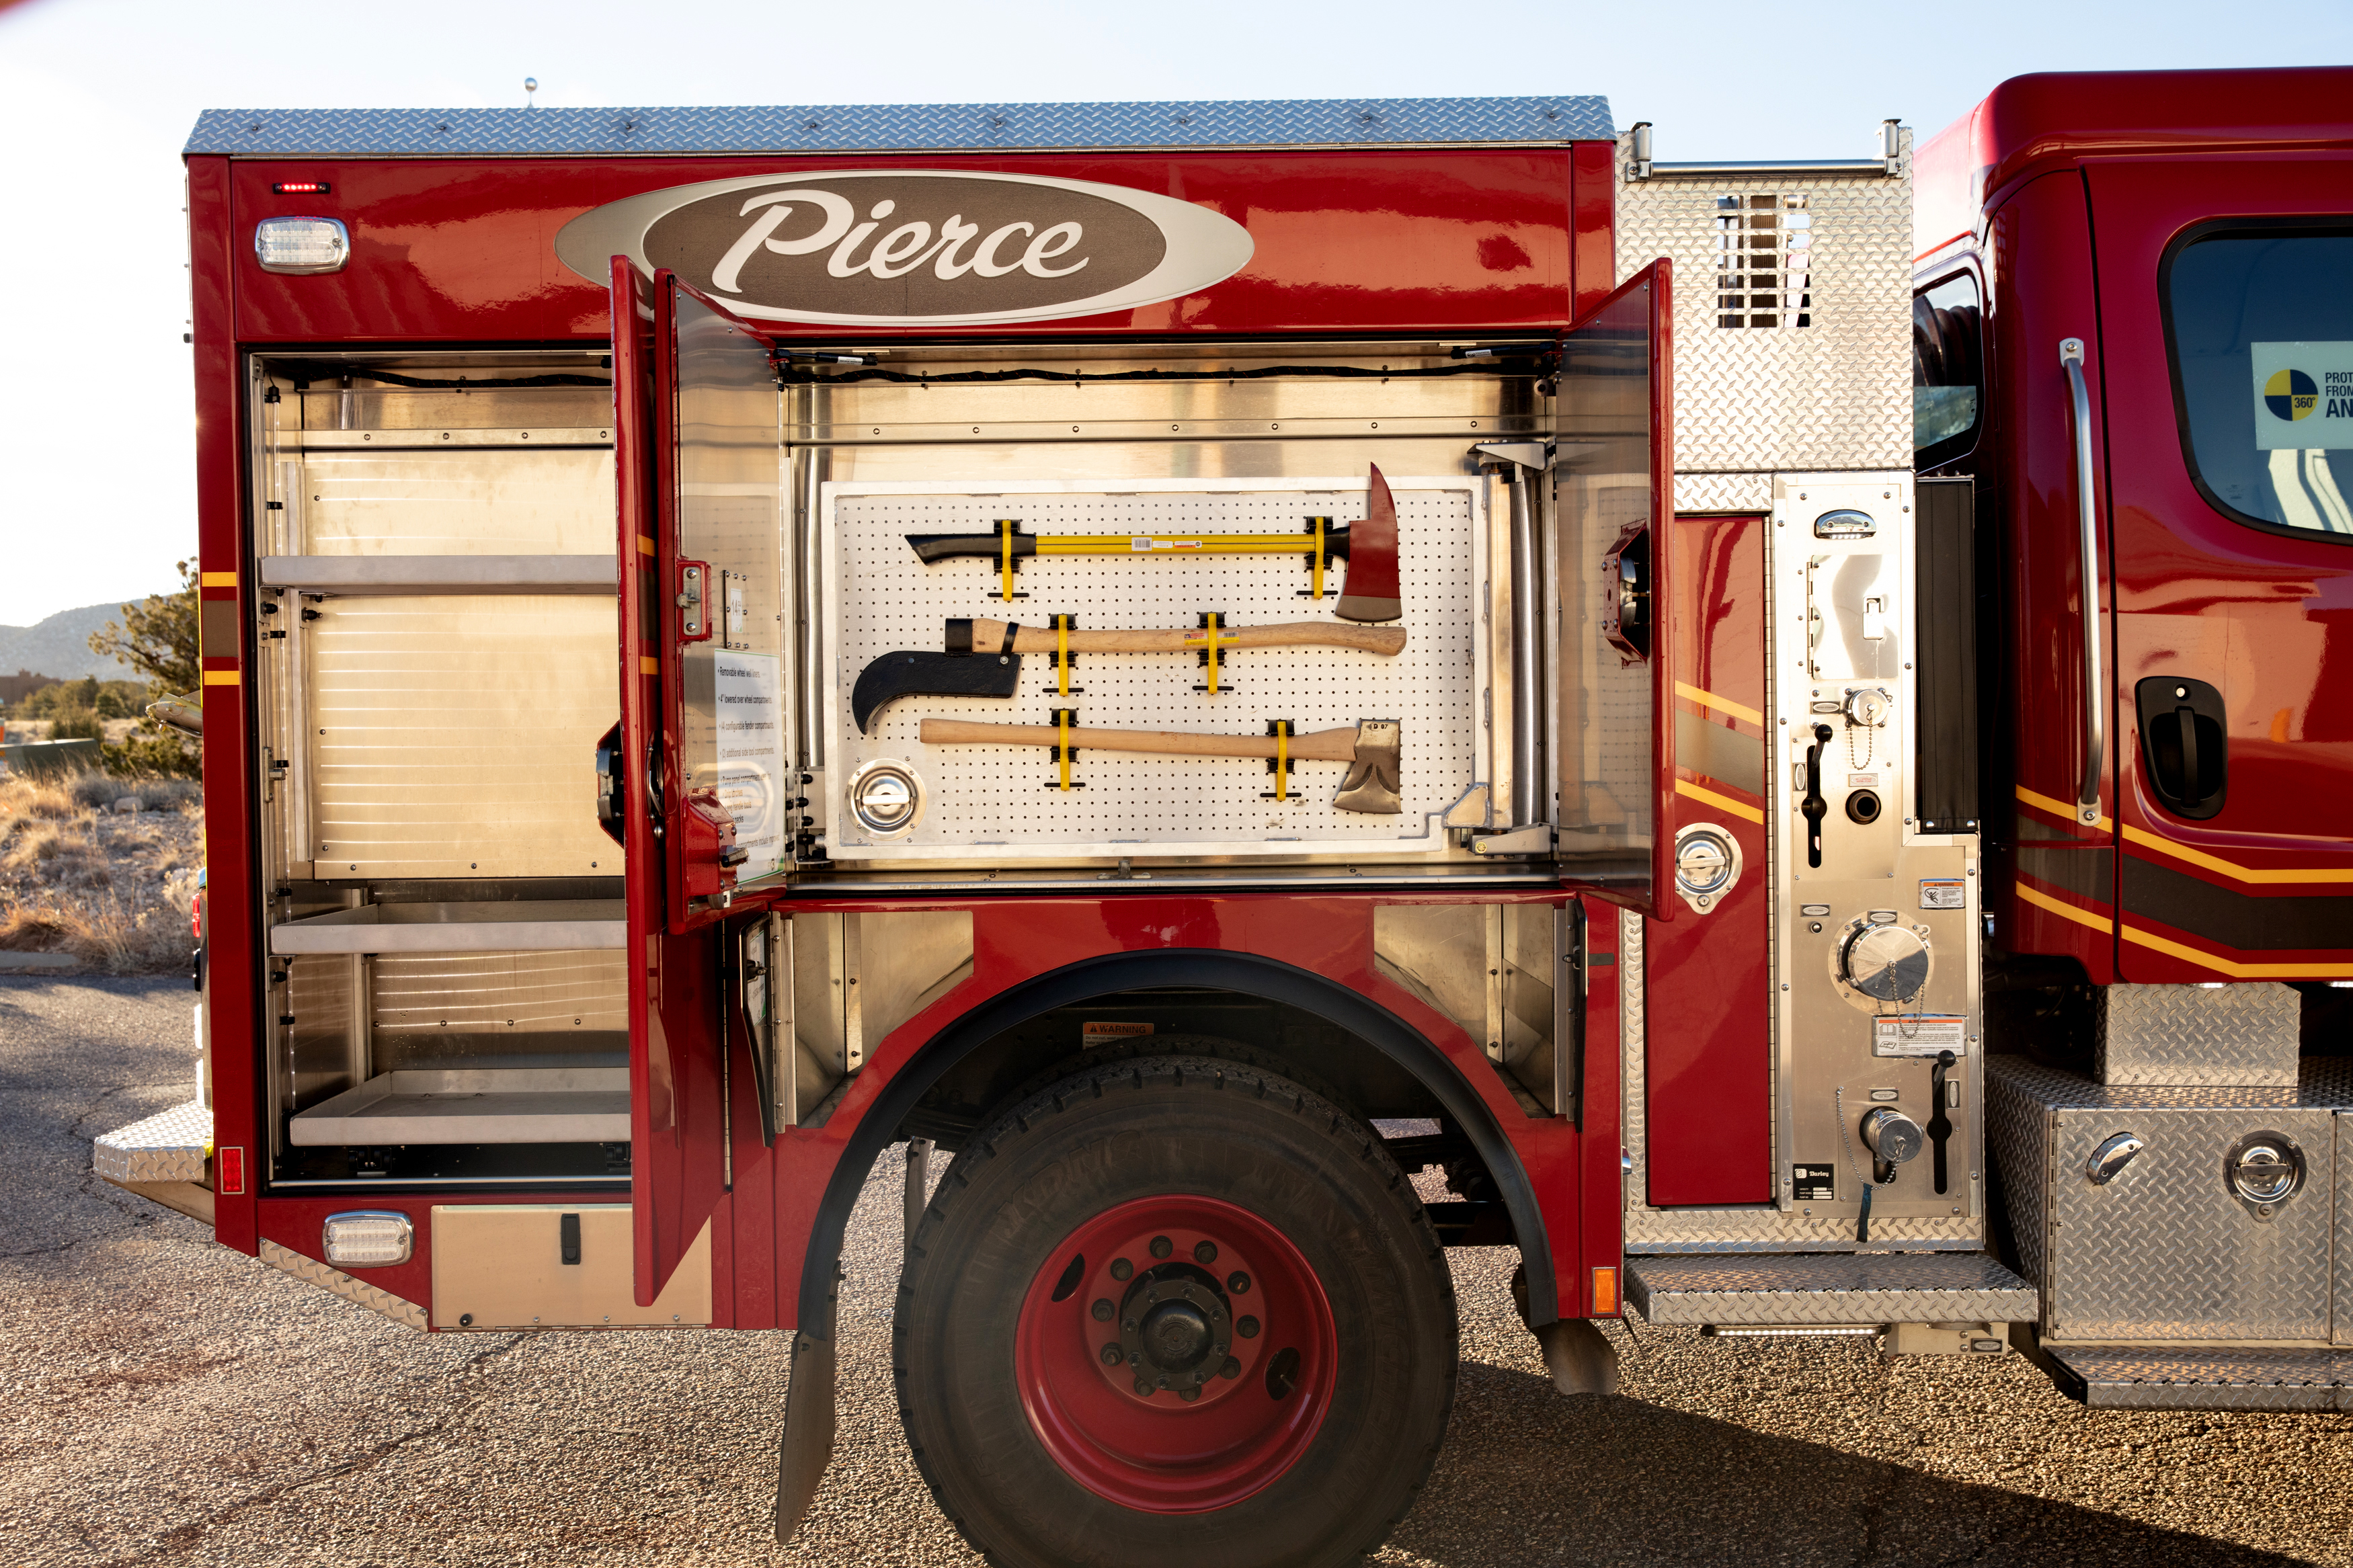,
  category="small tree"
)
[90,561,202,778]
